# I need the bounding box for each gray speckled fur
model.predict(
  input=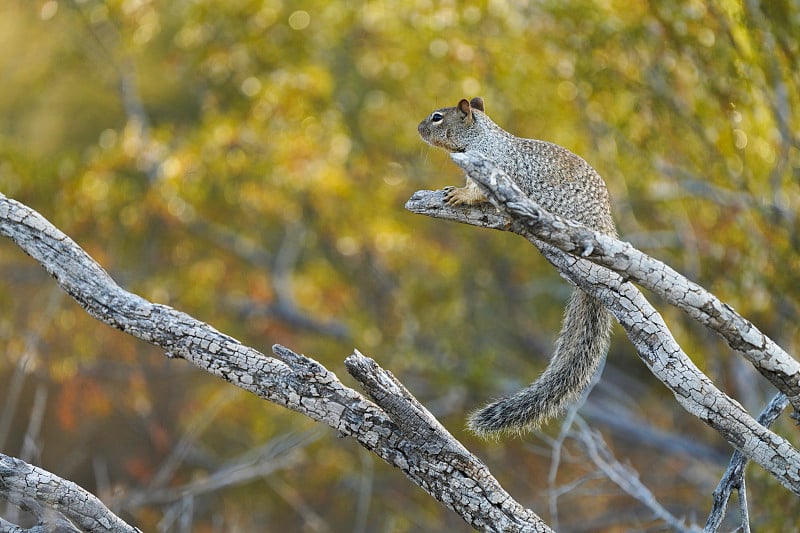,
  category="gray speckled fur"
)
[419,98,615,435]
